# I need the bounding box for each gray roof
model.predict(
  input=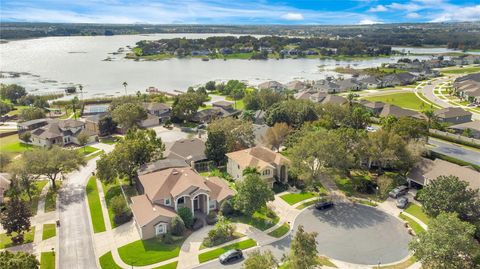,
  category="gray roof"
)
[320,94,347,105]
[449,120,480,132]
[212,101,234,108]
[138,158,189,175]
[144,102,170,111]
[379,104,419,118]
[168,138,207,163]
[18,118,50,127]
[434,107,472,119]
